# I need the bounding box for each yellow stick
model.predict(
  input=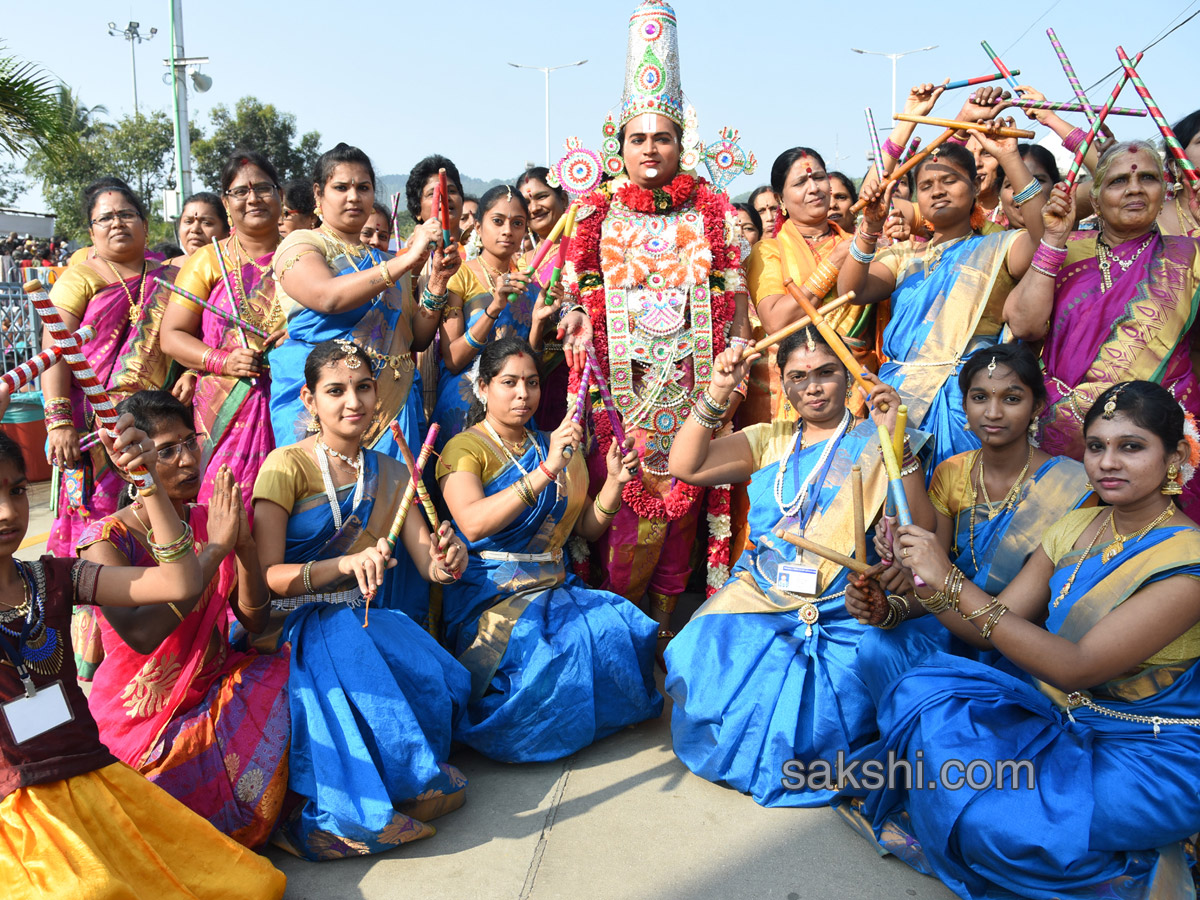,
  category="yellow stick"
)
[742,292,855,360]
[851,465,867,565]
[892,405,908,462]
[774,529,873,575]
[892,113,1036,138]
